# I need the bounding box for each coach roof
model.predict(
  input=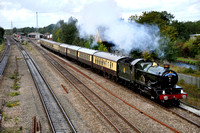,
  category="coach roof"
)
[93,51,127,62]
[78,48,97,55]
[60,43,70,48]
[67,45,82,51]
